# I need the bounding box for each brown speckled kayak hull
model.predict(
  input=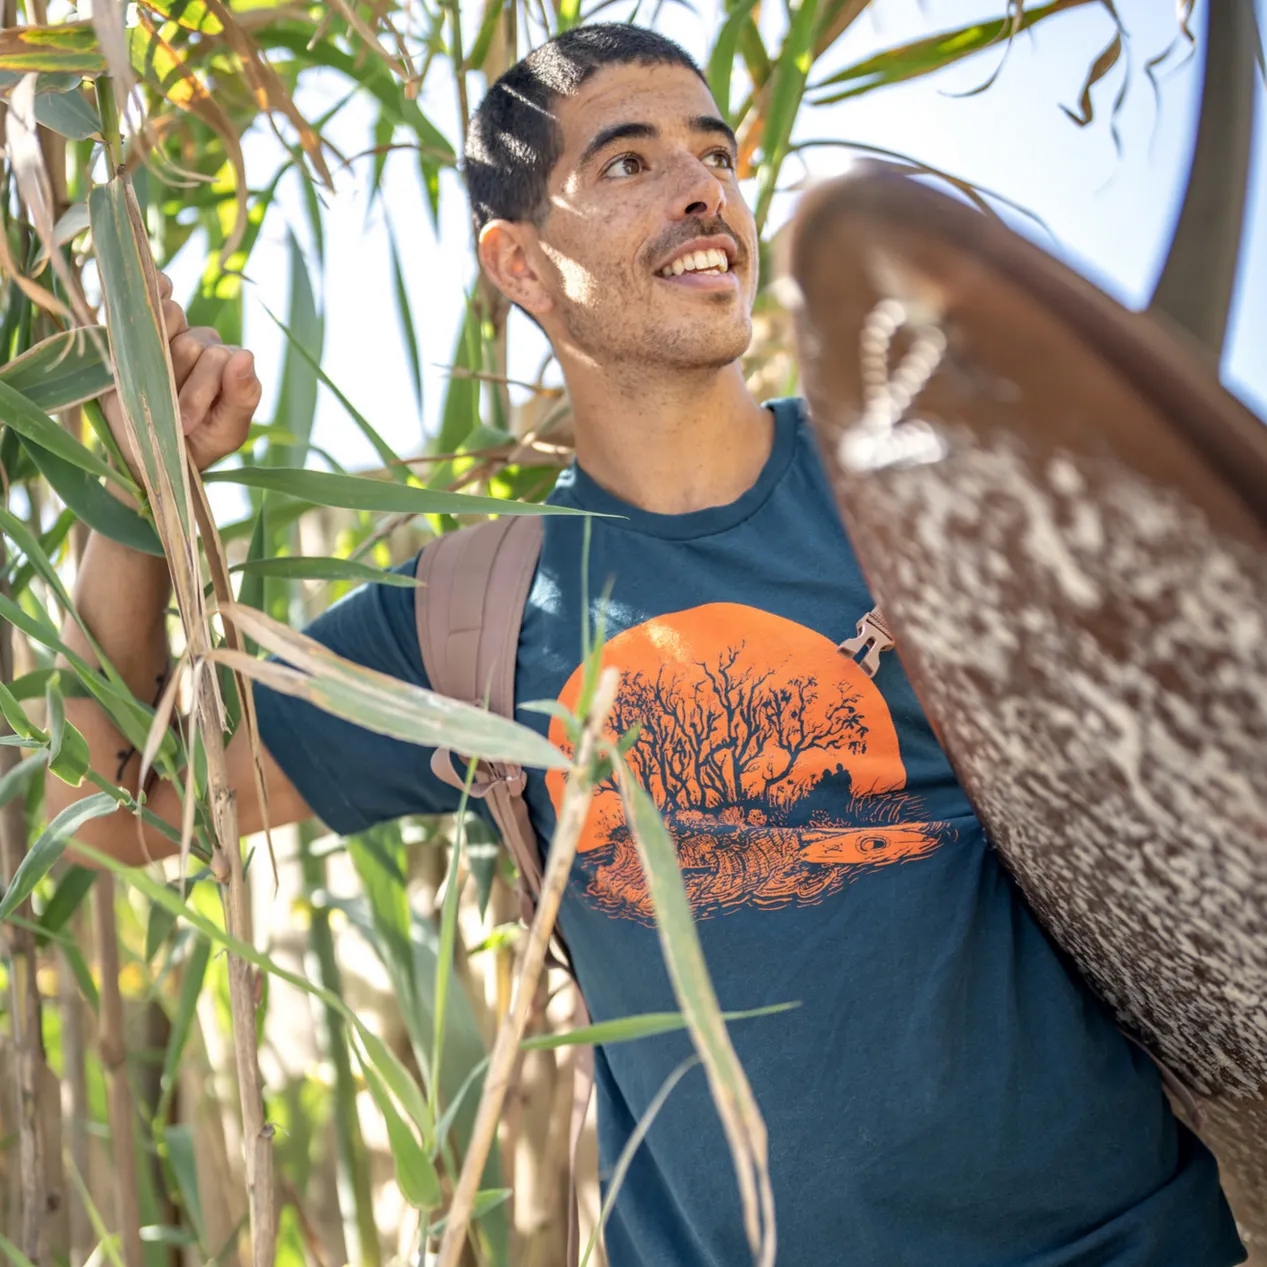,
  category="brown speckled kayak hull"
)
[787,170,1267,1255]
